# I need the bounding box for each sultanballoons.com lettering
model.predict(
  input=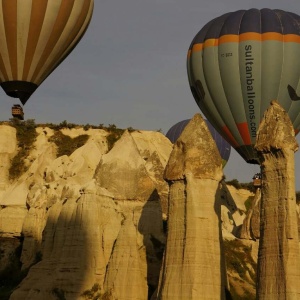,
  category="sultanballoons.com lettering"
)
[245,45,256,138]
